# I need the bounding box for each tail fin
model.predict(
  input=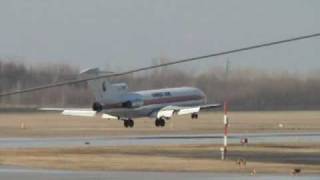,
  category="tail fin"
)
[80,68,112,101]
